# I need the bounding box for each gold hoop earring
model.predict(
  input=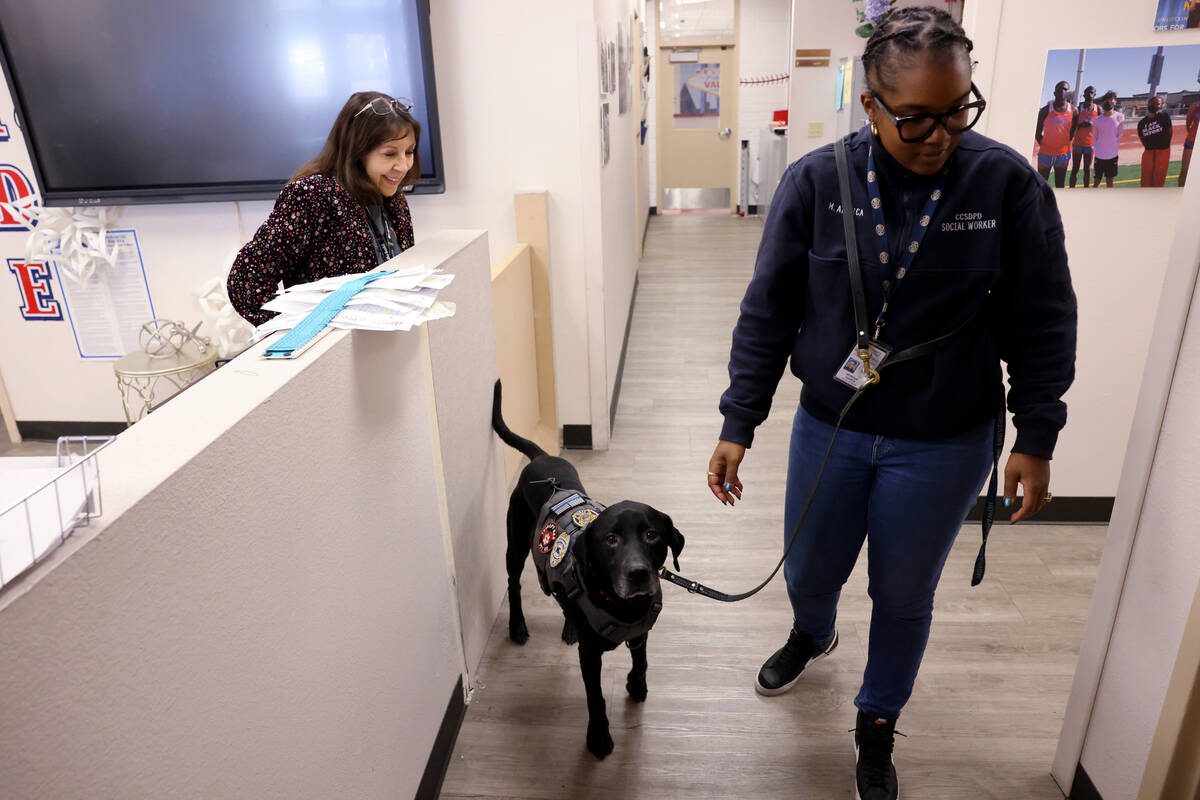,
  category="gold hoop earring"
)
[871,120,879,136]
